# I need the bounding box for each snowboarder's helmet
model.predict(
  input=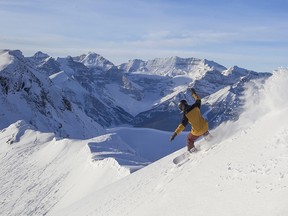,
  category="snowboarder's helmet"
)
[178,99,187,111]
